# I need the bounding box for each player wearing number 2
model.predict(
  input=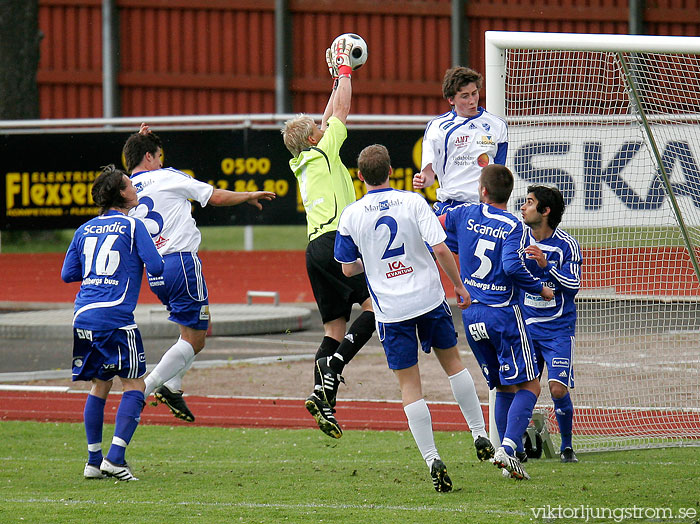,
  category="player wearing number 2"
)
[520,184,582,463]
[335,144,494,492]
[414,66,508,253]
[122,124,275,422]
[282,38,375,439]
[61,165,164,481]
[441,164,554,480]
